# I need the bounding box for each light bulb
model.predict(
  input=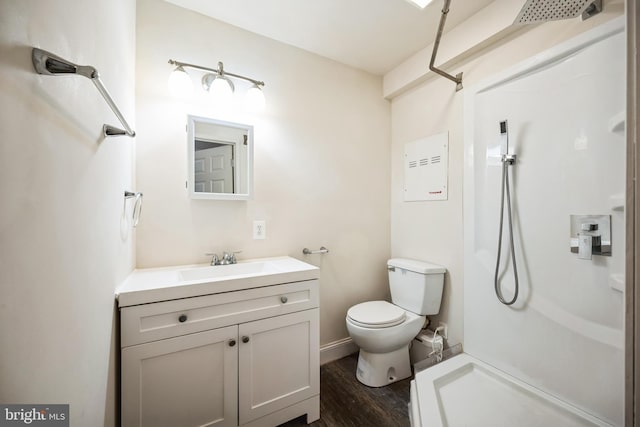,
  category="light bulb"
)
[209,76,235,104]
[167,66,193,97]
[245,84,266,112]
